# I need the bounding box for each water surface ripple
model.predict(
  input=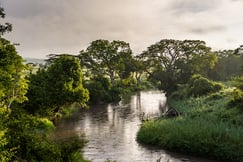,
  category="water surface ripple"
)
[54,91,217,162]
